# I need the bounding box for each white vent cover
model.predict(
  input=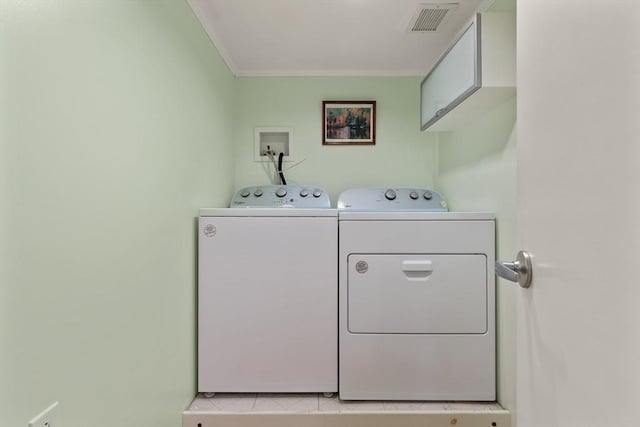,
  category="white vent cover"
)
[408,3,459,32]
